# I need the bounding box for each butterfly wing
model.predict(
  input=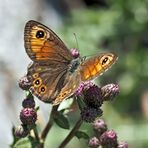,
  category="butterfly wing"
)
[24,20,73,62]
[24,20,74,104]
[27,62,68,103]
[53,52,118,105]
[53,71,81,105]
[80,52,118,81]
